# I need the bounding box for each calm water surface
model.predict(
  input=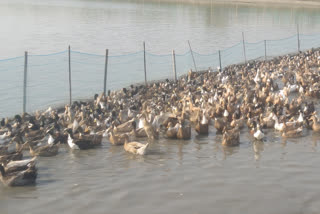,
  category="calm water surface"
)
[0,0,320,57]
[1,1,320,213]
[1,129,320,214]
